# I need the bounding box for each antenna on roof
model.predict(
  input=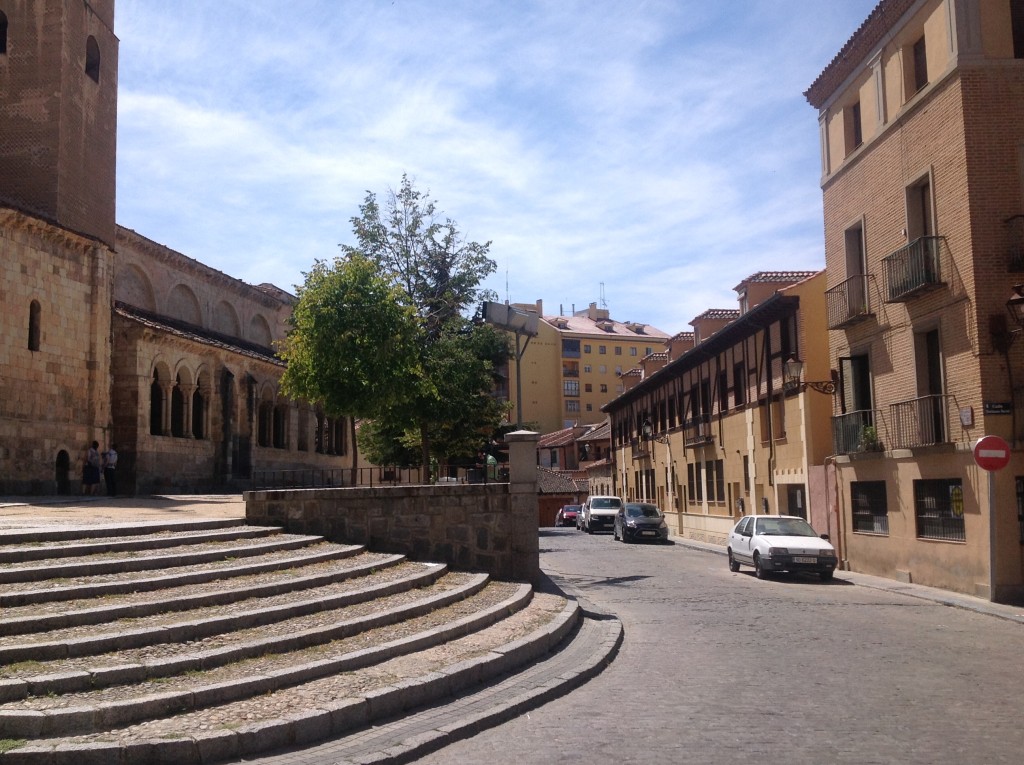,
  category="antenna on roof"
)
[599,282,608,309]
[505,266,509,304]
